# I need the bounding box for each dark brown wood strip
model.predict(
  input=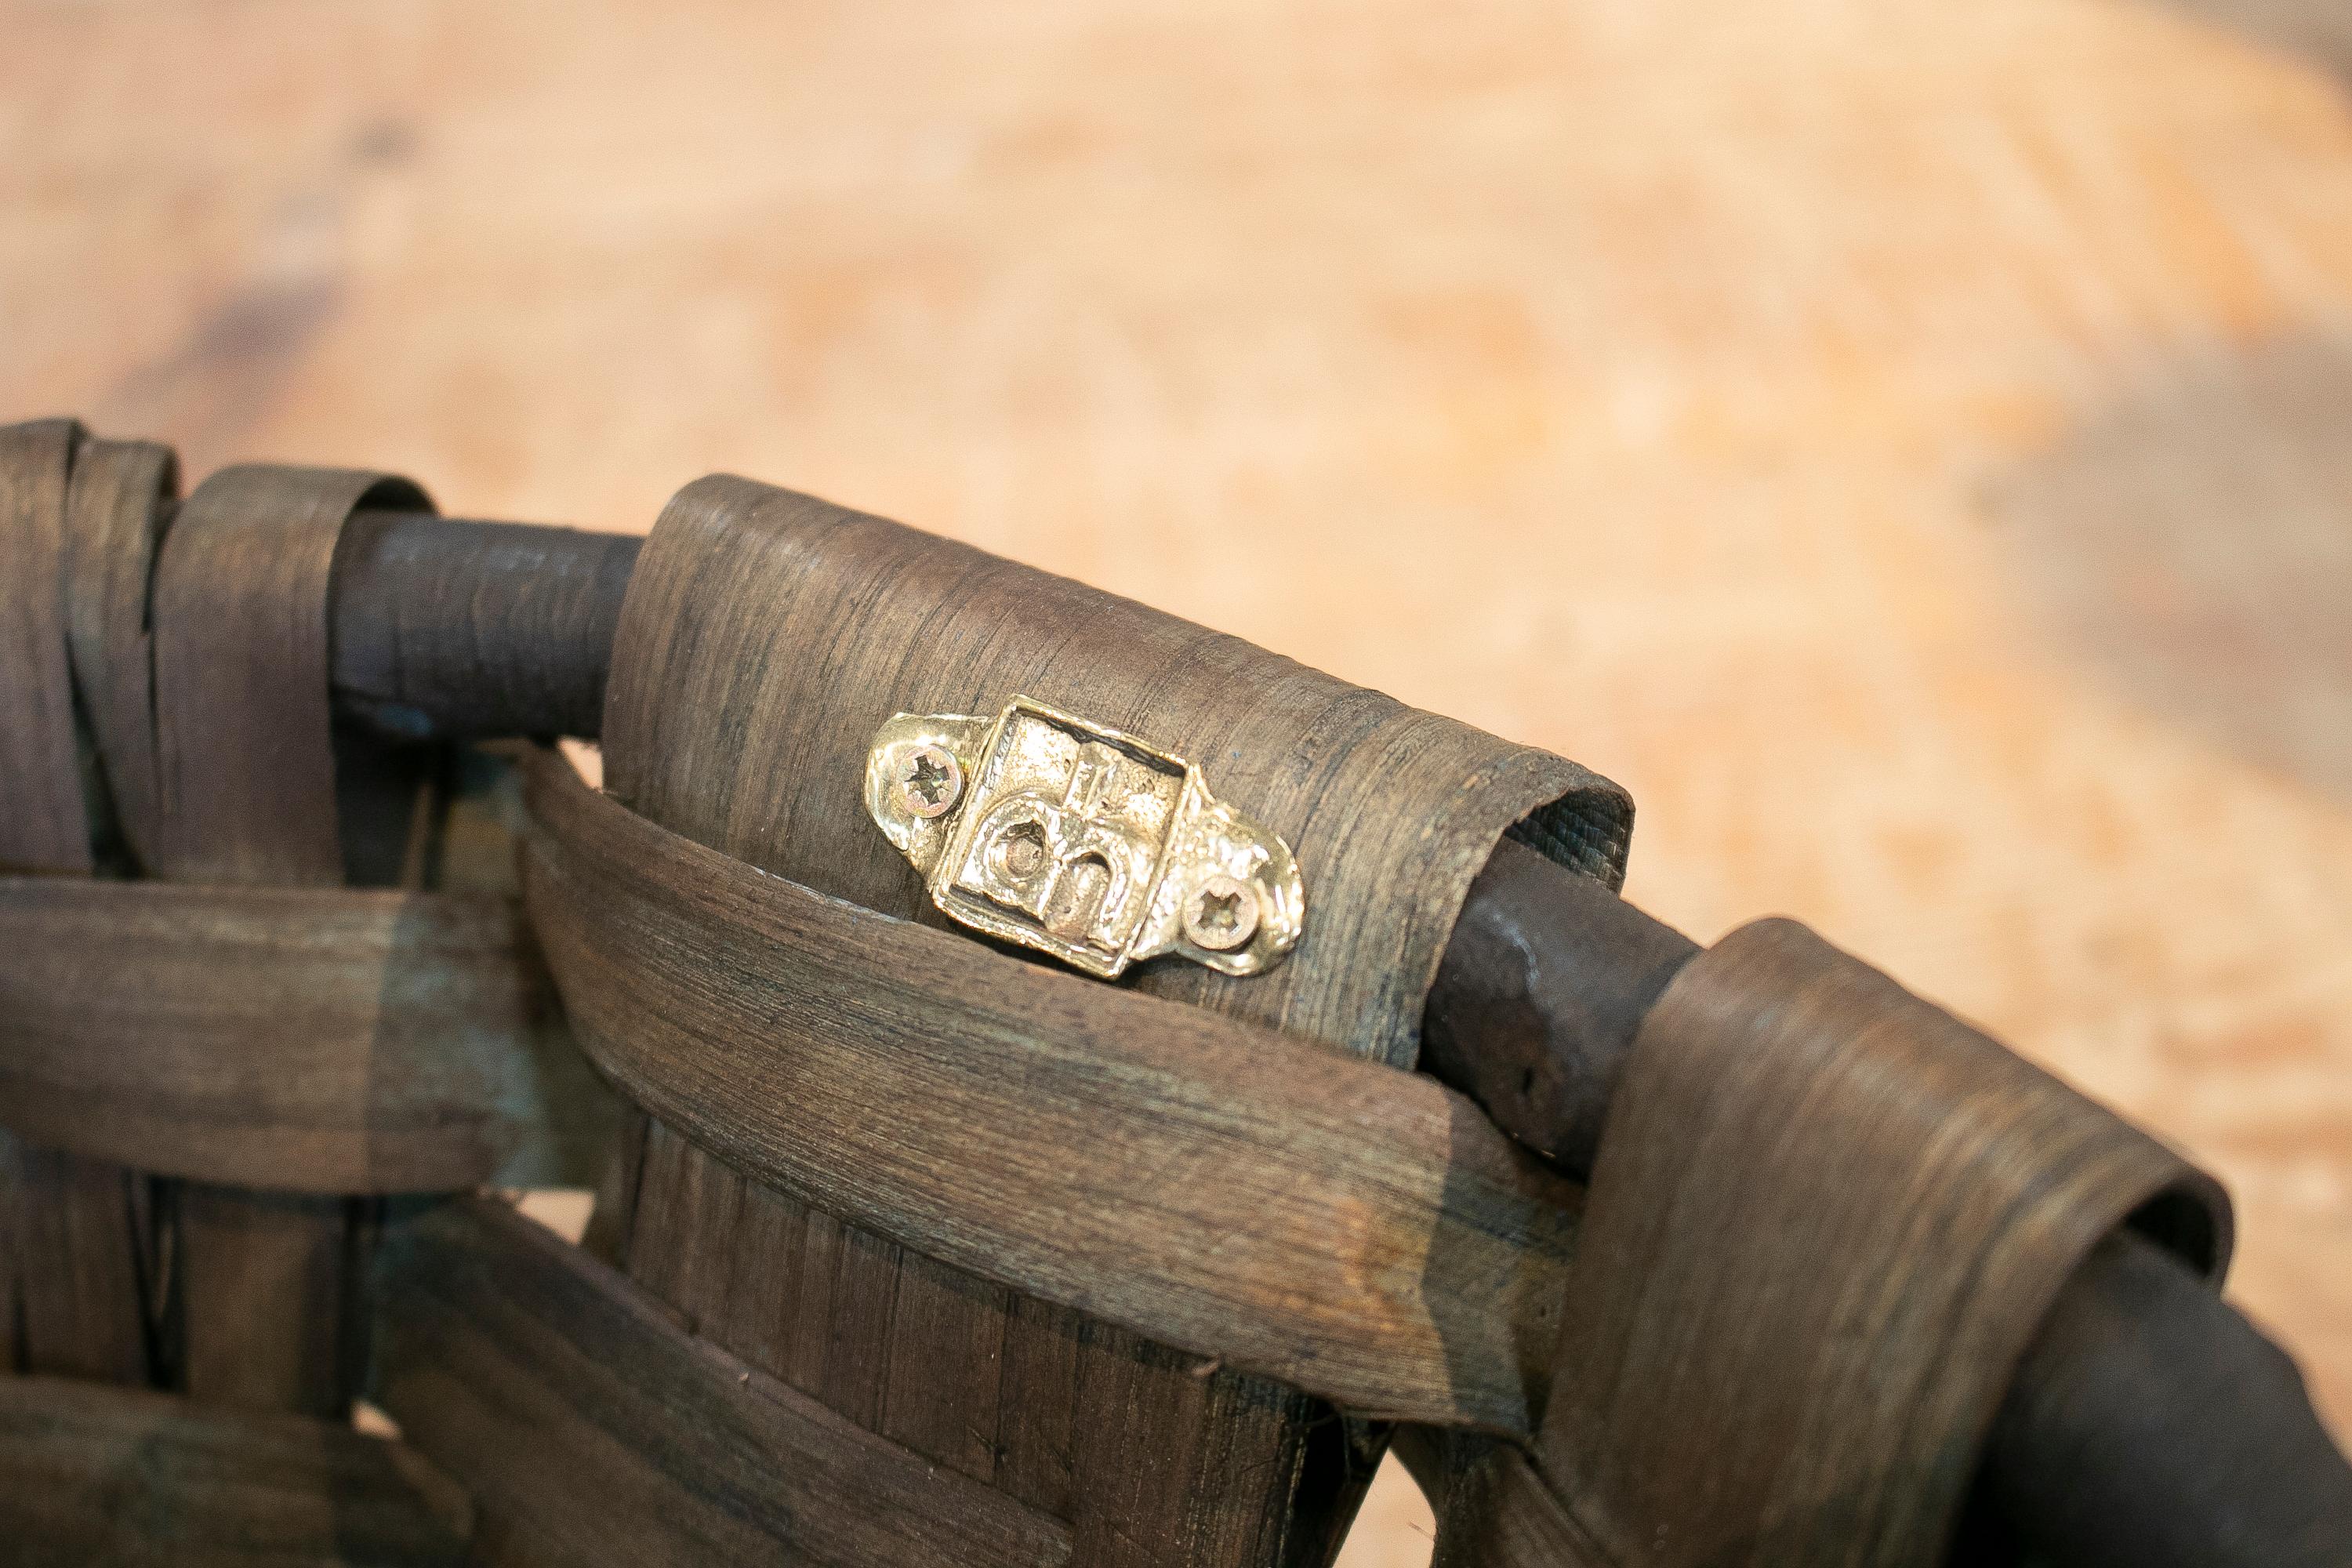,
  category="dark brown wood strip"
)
[993,1296,1087,1518]
[369,1196,1072,1568]
[61,434,177,873]
[521,750,1579,1431]
[0,418,92,873]
[783,1200,858,1397]
[1065,1324,1210,1560]
[706,1166,808,1376]
[176,1183,357,1419]
[1060,1323,1315,1567]
[826,1220,914,1432]
[620,1120,745,1338]
[0,1135,149,1385]
[1515,918,2227,1567]
[0,1373,473,1566]
[151,463,428,887]
[577,1106,648,1270]
[0,419,154,1394]
[1197,1381,1327,1566]
[147,462,432,1417]
[0,878,612,1193]
[1442,1448,1599,1568]
[879,1247,1009,1481]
